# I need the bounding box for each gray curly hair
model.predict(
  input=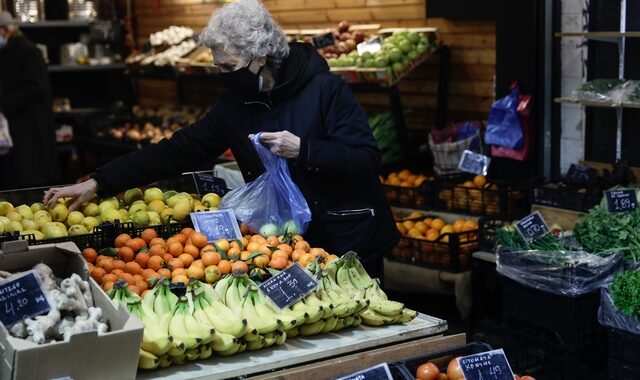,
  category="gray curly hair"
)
[202,0,290,68]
